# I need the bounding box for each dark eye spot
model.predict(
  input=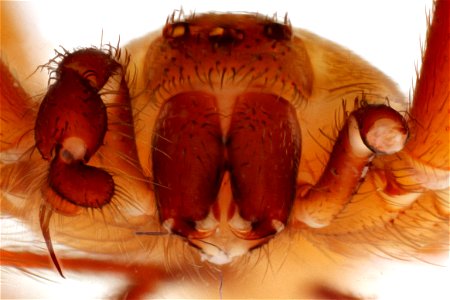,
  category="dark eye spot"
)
[263,23,292,41]
[208,27,245,48]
